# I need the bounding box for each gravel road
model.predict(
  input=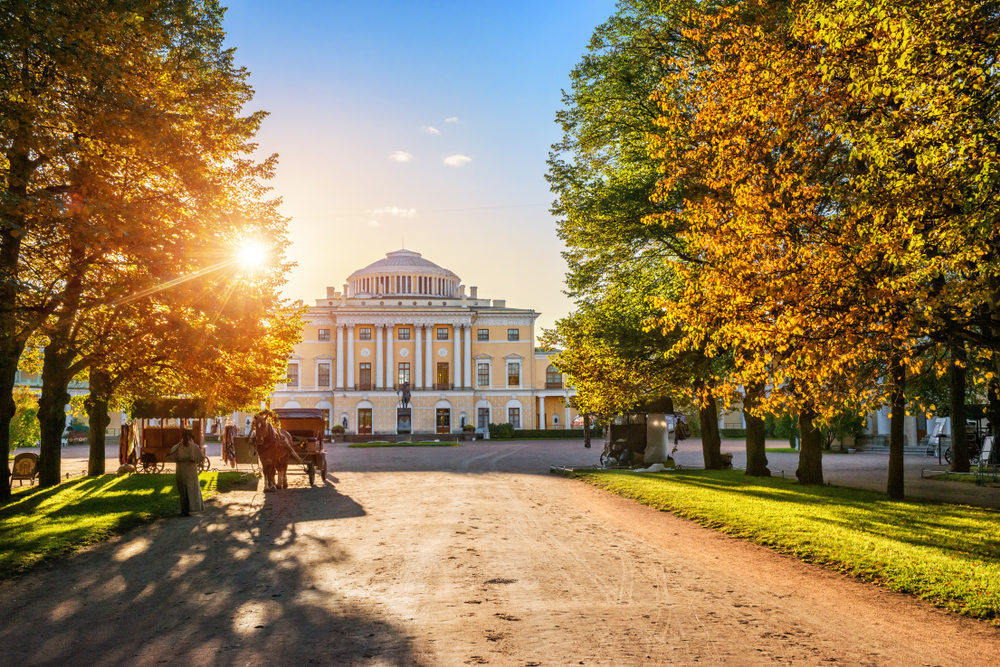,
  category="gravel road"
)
[2,439,998,666]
